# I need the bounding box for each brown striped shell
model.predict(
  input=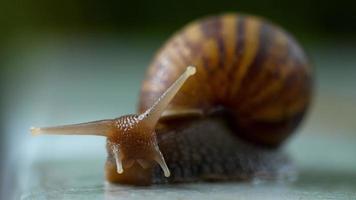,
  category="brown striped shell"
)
[139,14,312,147]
